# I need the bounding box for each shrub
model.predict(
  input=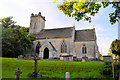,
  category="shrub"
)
[100,61,112,77]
